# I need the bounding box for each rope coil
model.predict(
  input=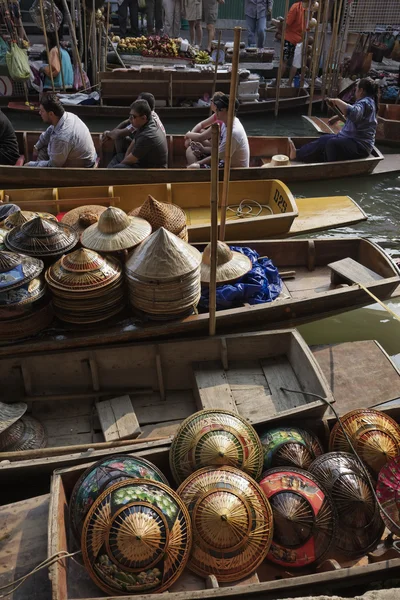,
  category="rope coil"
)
[227,199,273,220]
